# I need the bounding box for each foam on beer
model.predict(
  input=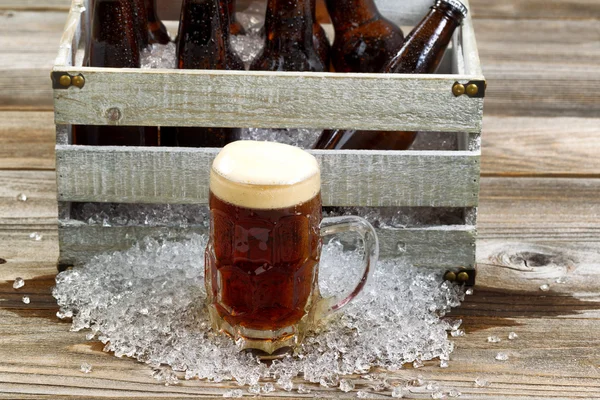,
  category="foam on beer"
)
[210,141,321,209]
